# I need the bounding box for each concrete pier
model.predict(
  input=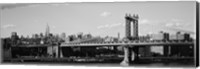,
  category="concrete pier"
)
[120,46,132,66]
